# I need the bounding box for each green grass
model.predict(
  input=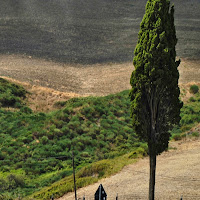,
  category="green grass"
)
[28,152,141,200]
[0,78,27,108]
[0,78,199,199]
